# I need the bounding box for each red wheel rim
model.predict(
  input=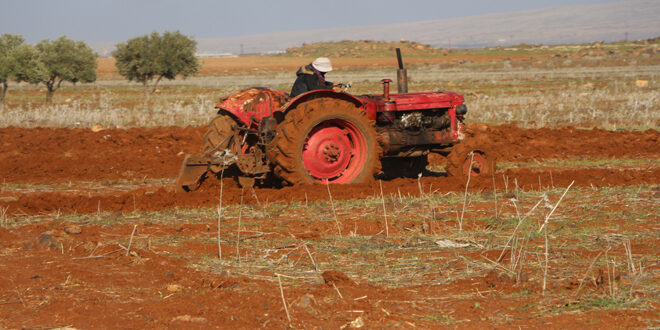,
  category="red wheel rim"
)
[463,151,487,177]
[302,119,368,184]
